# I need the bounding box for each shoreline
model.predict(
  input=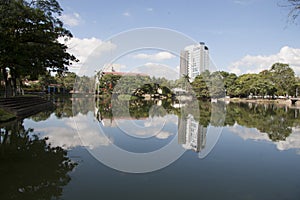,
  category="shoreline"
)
[220,97,300,107]
[0,108,16,122]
